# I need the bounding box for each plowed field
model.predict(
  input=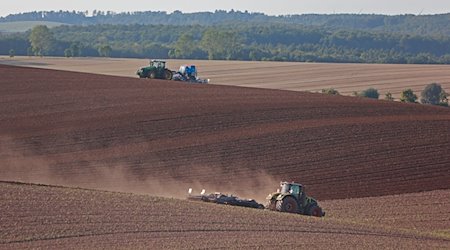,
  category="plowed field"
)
[1,56,450,98]
[1,64,450,201]
[1,63,450,249]
[1,181,448,249]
